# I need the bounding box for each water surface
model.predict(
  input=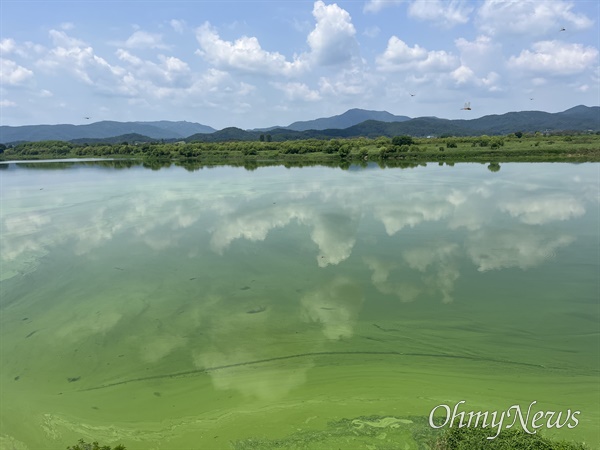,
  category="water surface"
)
[1,161,598,449]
